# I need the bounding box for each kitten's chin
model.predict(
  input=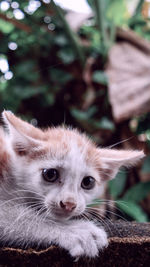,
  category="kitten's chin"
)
[51,210,85,223]
[52,213,72,222]
[51,210,78,222]
[45,206,85,223]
